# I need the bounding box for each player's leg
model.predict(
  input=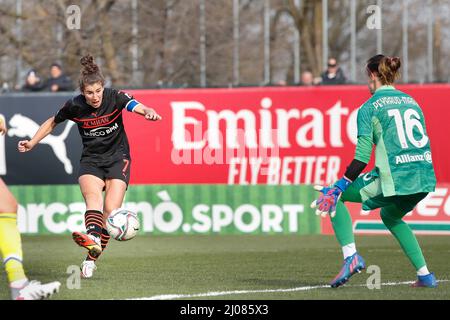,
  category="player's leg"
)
[88,159,130,262]
[101,158,130,253]
[102,178,128,252]
[331,189,360,254]
[74,174,105,260]
[0,178,60,299]
[331,171,380,252]
[380,195,436,287]
[328,171,382,287]
[75,174,106,278]
[380,205,426,270]
[104,179,128,217]
[328,179,366,287]
[0,178,26,288]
